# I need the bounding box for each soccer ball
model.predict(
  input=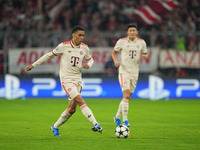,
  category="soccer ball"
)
[115,125,130,138]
